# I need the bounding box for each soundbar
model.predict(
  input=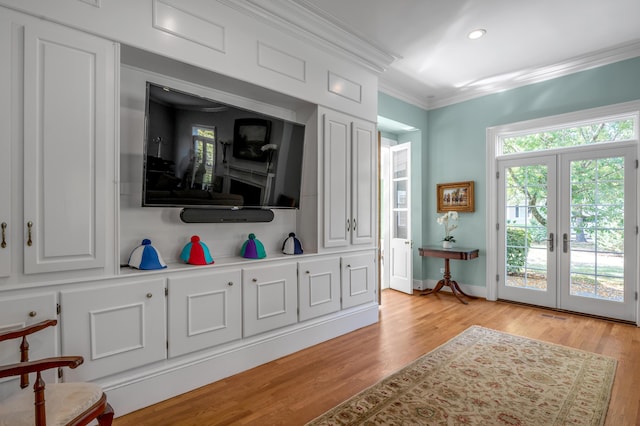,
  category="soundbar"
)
[180,208,275,223]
